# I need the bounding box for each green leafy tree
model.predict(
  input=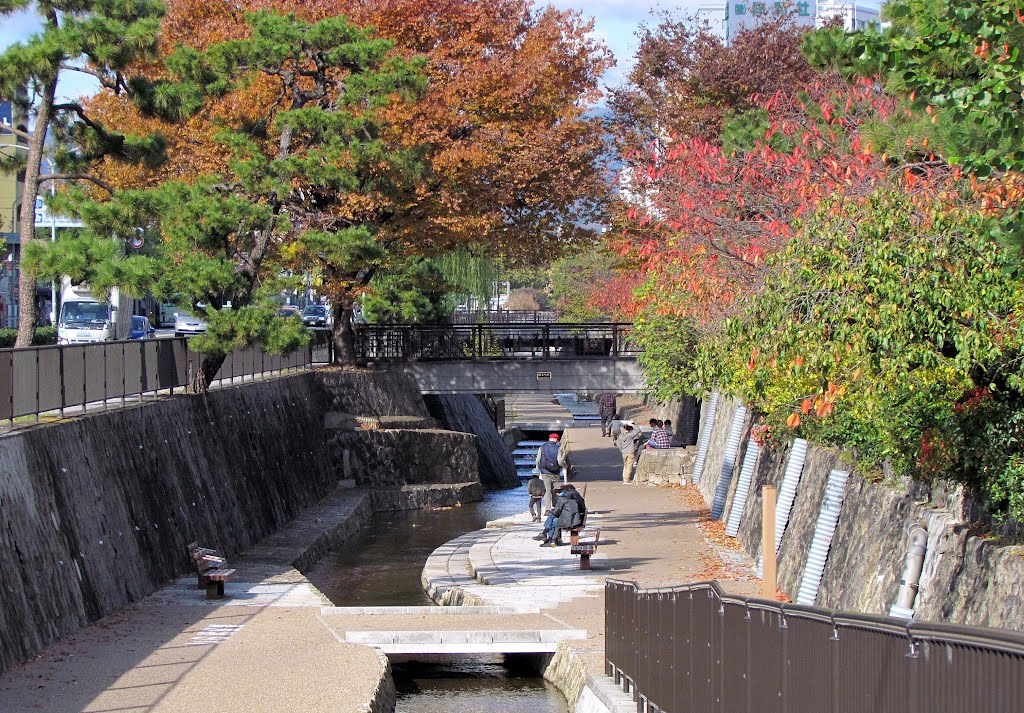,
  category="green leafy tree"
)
[804,0,1024,173]
[0,0,201,346]
[40,11,428,387]
[697,189,1024,518]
